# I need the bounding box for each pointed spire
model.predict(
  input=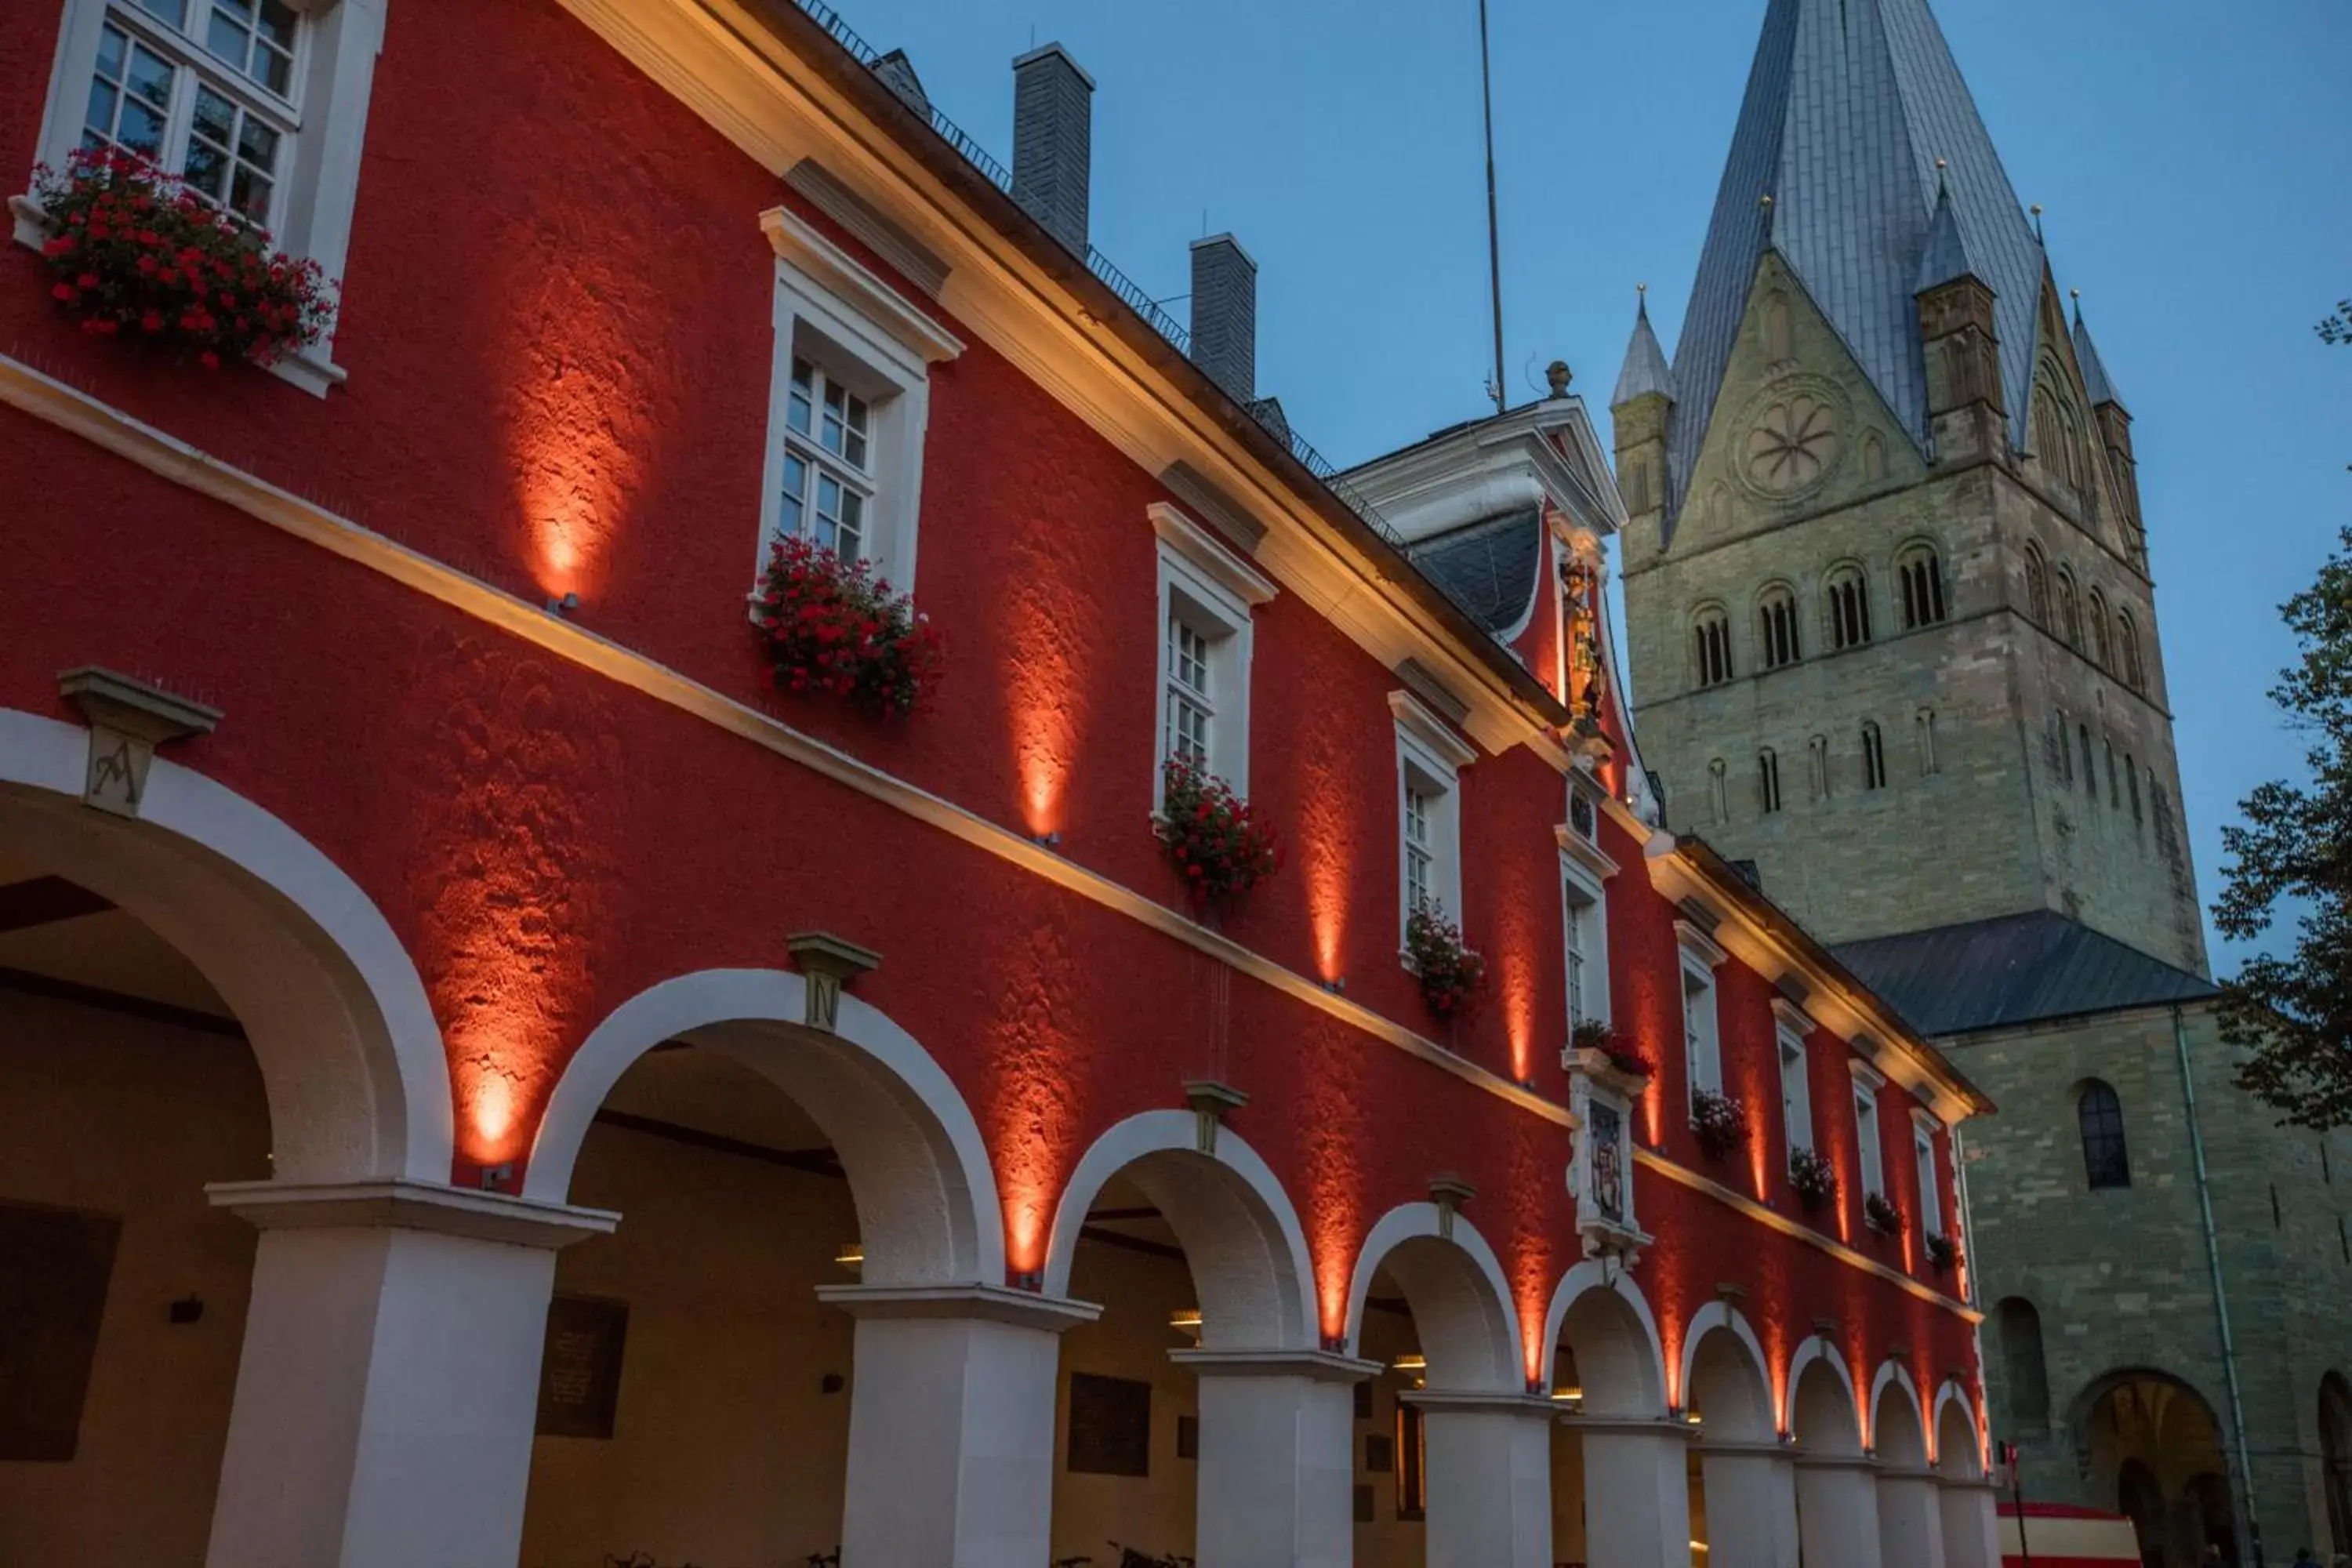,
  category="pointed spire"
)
[1915,161,1976,292]
[2071,289,2125,411]
[1612,285,1675,410]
